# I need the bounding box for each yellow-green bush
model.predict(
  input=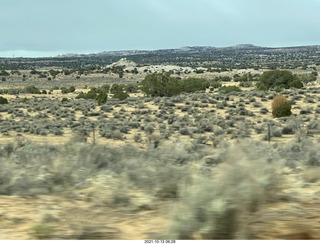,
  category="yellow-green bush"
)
[272,95,292,118]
